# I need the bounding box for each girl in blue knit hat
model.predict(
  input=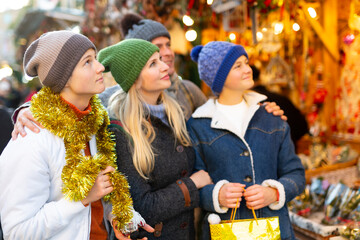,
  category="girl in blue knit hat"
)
[188,41,305,240]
